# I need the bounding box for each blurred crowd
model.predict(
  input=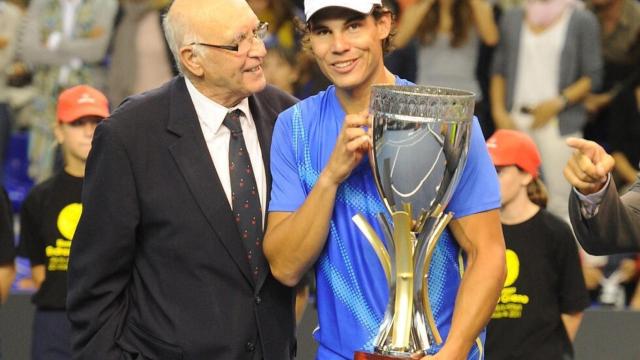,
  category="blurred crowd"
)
[0,0,638,309]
